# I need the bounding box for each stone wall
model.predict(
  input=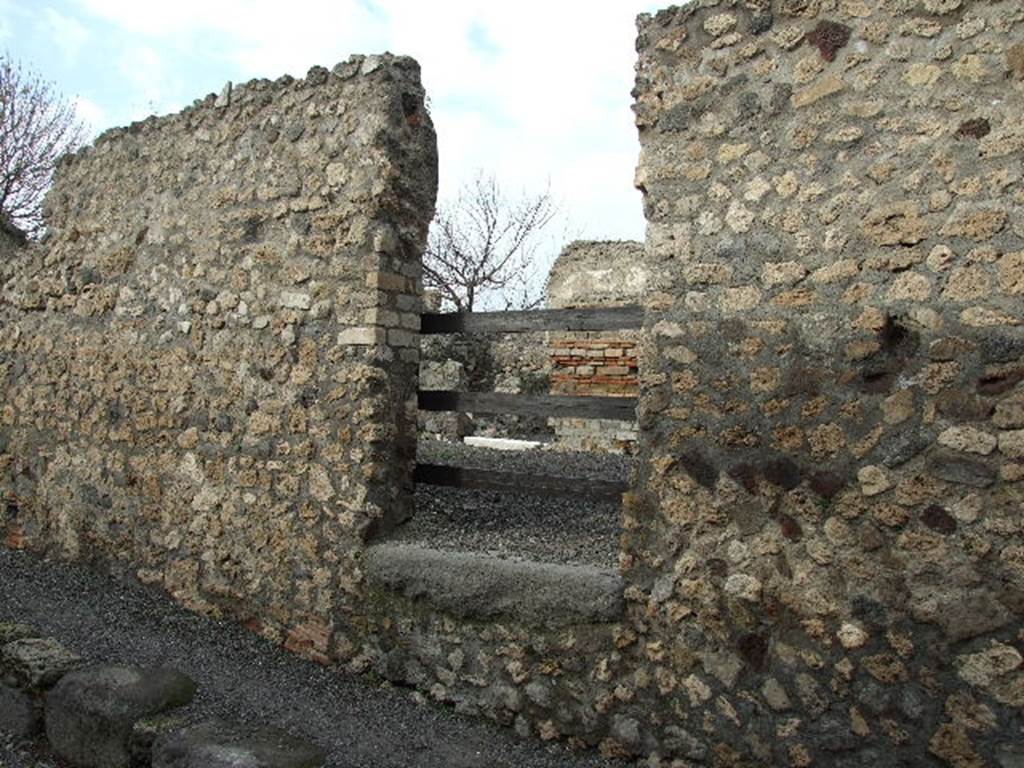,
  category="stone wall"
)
[0,56,437,649]
[628,0,1024,764]
[548,241,645,453]
[548,336,640,453]
[546,240,648,310]
[3,5,1024,766]
[418,331,553,440]
[418,240,646,448]
[360,3,1024,765]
